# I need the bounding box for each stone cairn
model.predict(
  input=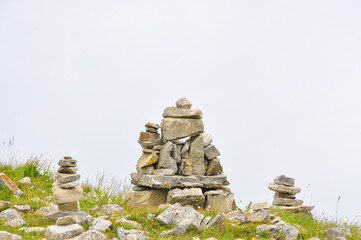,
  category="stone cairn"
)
[268,175,314,213]
[129,98,235,212]
[47,156,88,221]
